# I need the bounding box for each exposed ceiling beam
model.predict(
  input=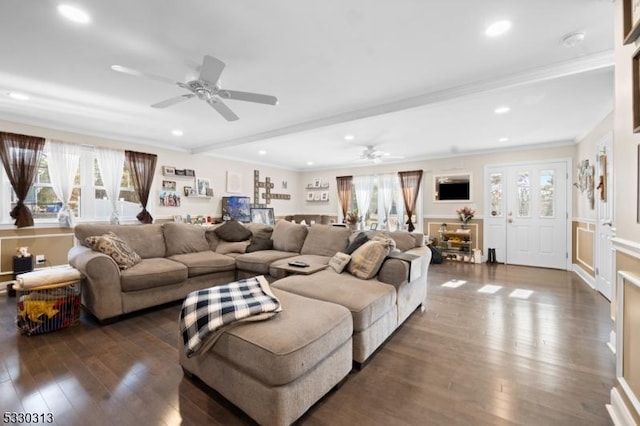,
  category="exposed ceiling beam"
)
[191,50,614,154]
